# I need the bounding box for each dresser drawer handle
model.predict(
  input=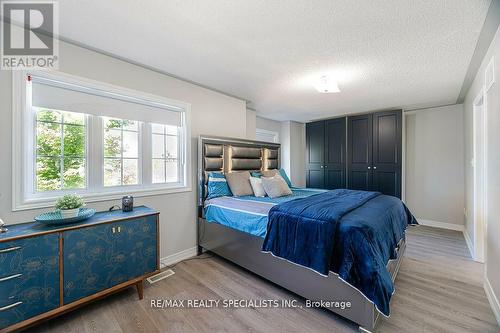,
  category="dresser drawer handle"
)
[0,301,23,312]
[0,273,23,282]
[0,246,21,254]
